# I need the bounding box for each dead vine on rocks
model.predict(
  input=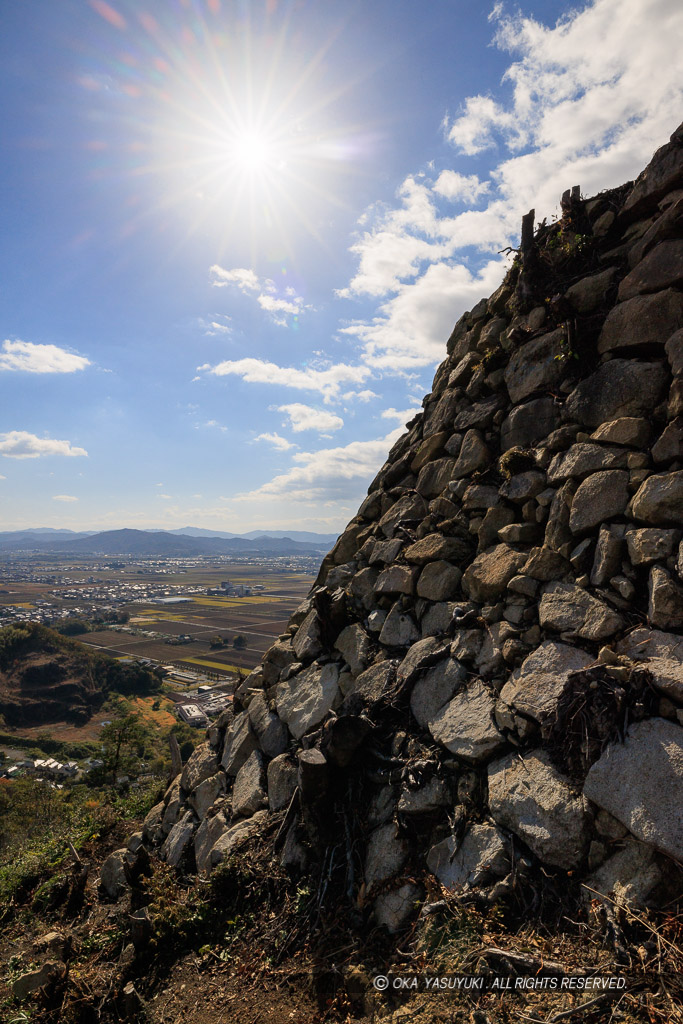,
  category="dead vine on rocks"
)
[544,667,660,782]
